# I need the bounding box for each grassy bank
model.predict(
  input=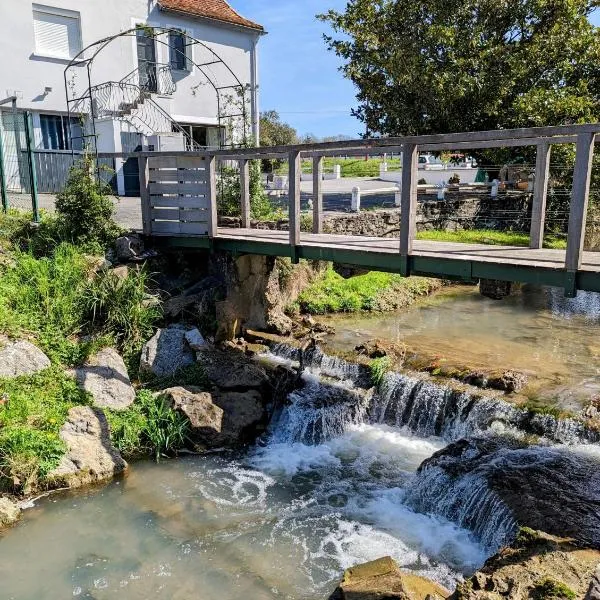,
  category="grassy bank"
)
[293,269,441,314]
[276,157,401,178]
[416,229,567,249]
